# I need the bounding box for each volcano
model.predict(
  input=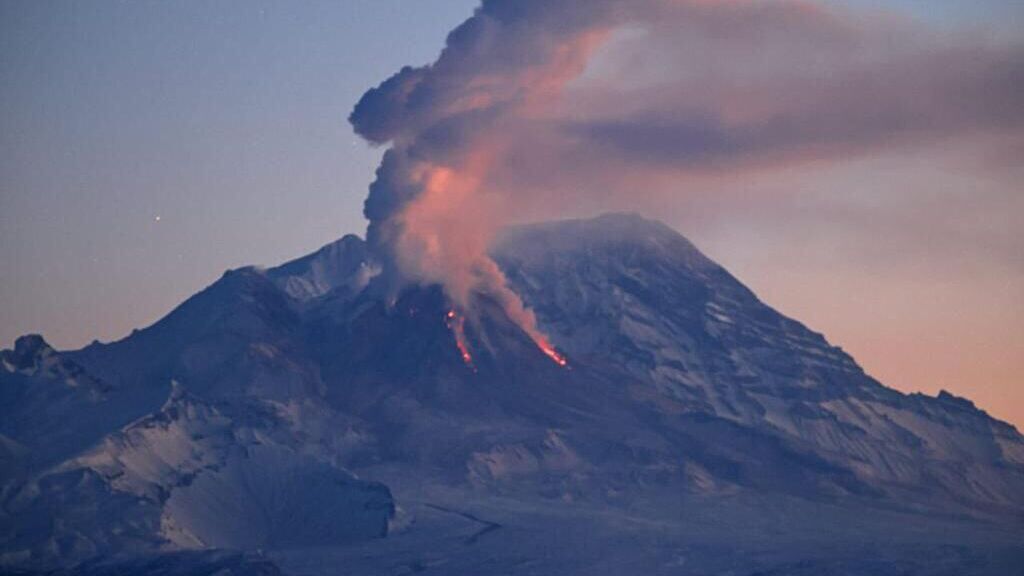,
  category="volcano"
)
[2,213,1022,575]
